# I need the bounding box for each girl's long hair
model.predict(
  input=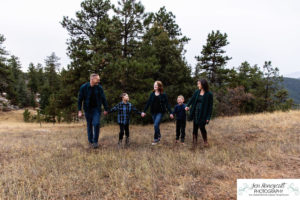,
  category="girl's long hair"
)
[154,81,164,93]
